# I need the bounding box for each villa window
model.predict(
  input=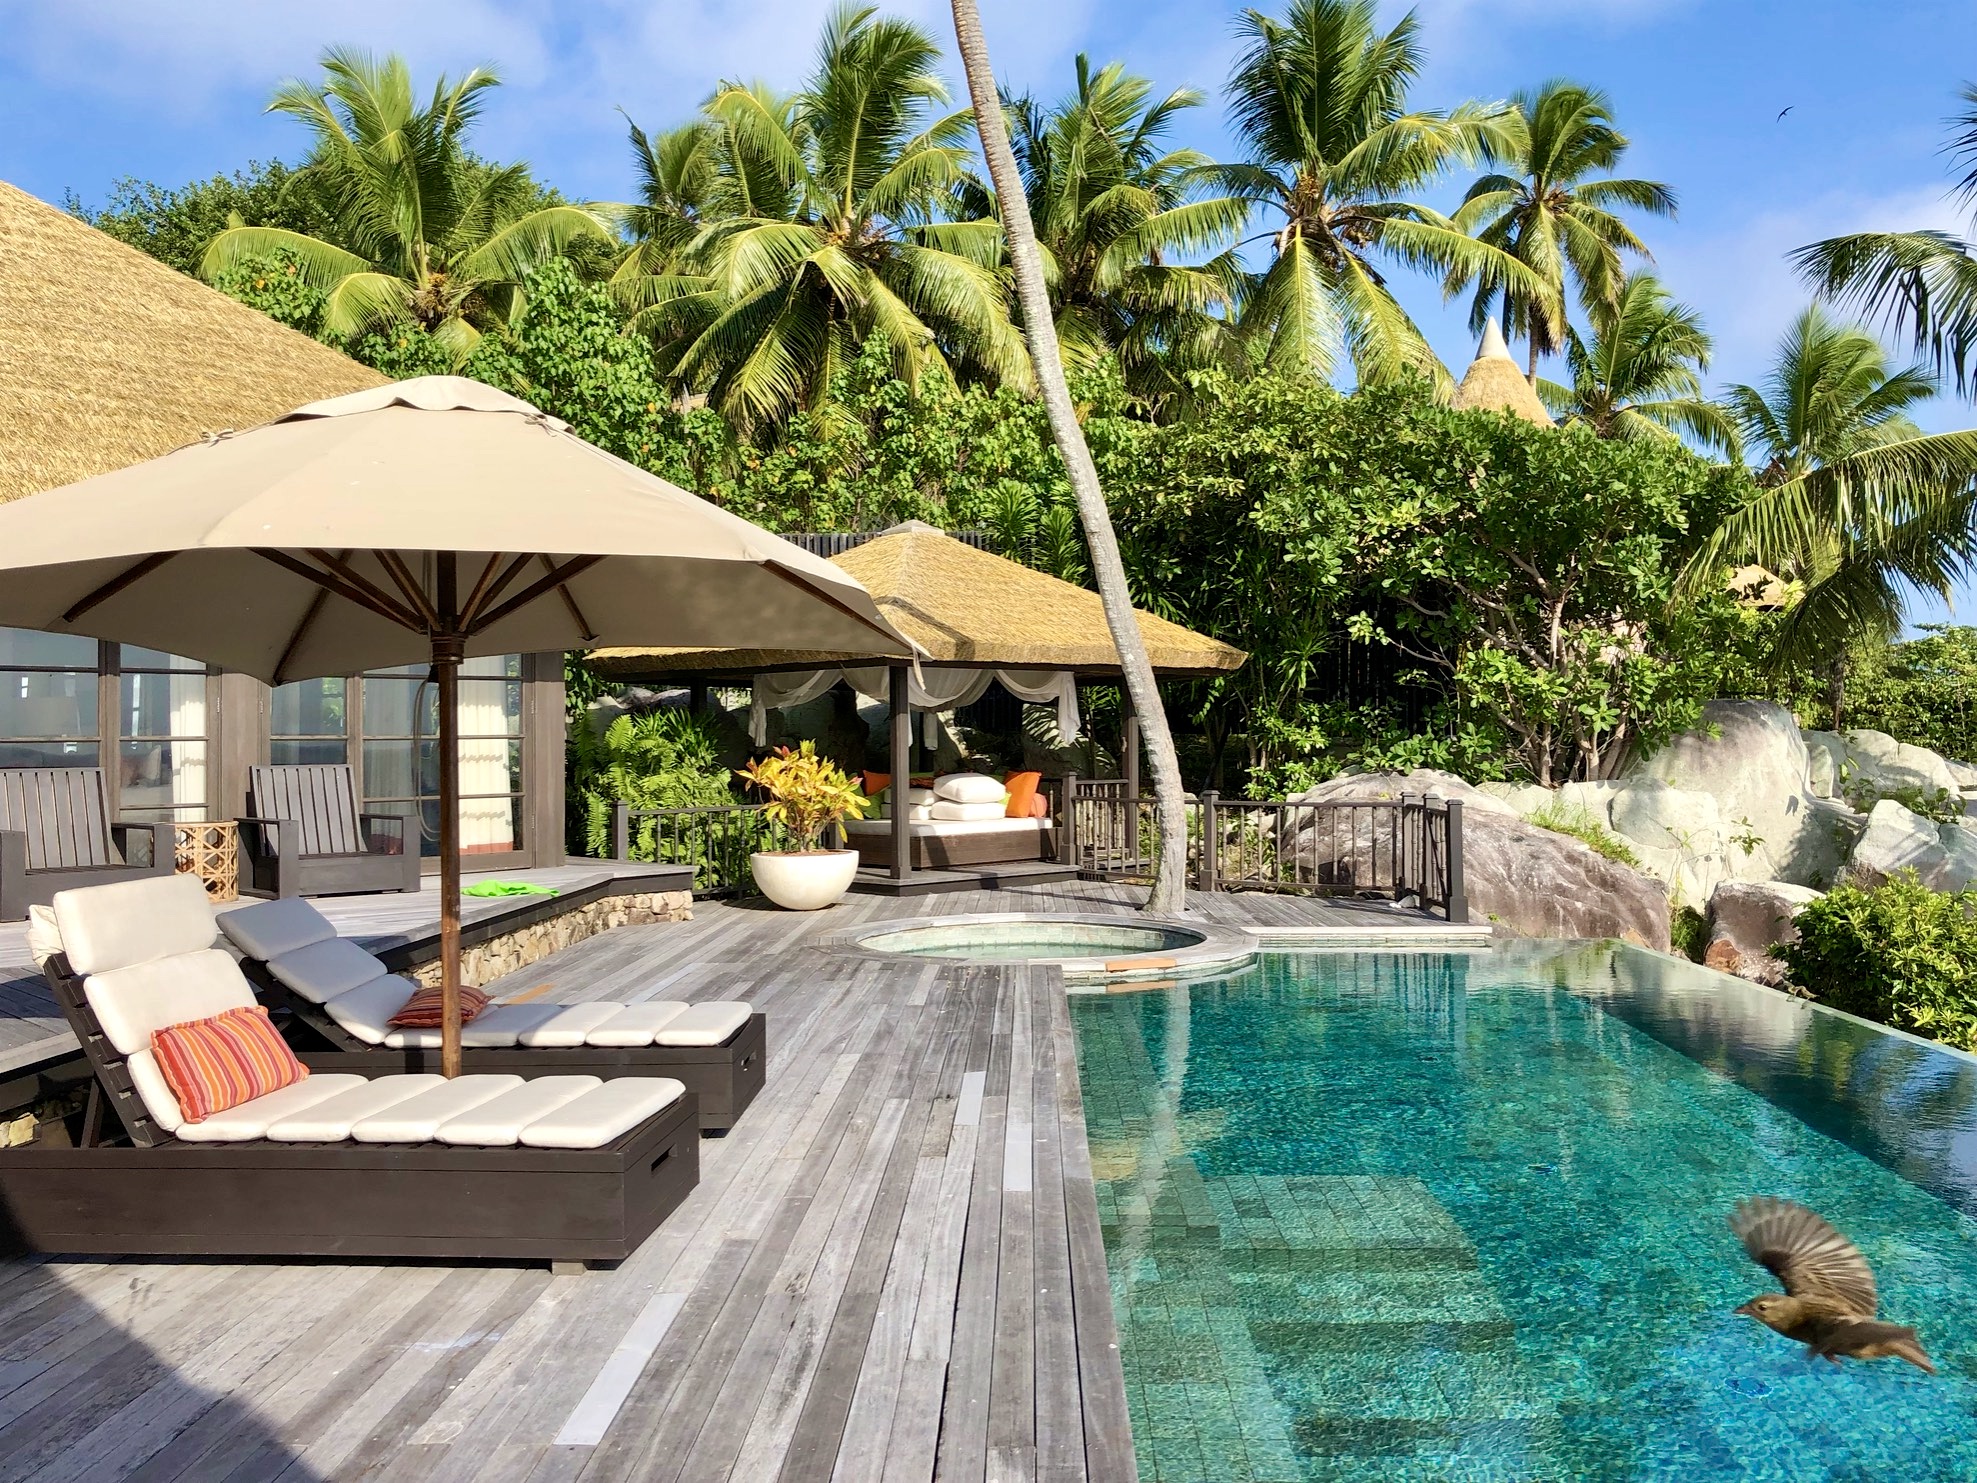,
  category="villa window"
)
[0,629,100,771]
[116,645,209,821]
